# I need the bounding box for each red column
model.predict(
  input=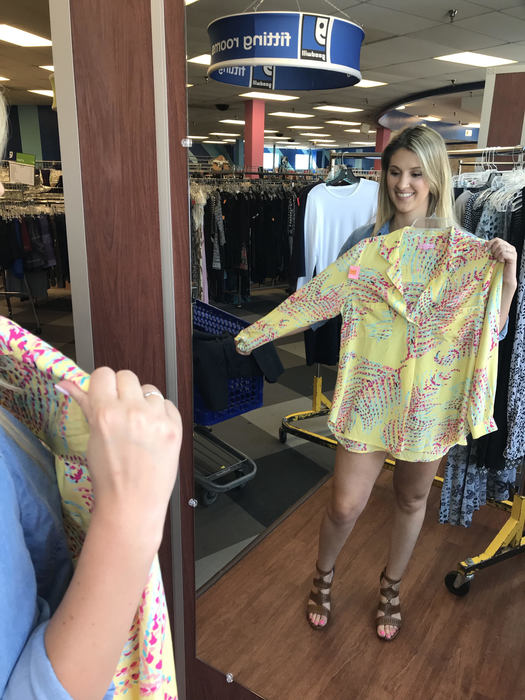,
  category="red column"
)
[374,126,391,170]
[244,99,265,177]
